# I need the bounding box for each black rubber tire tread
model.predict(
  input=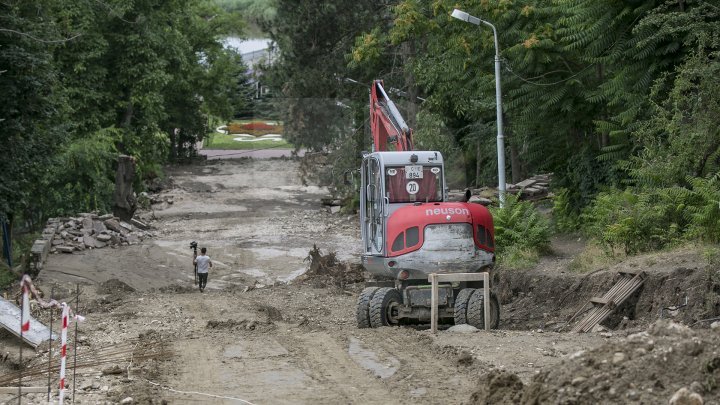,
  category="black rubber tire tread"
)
[356,287,380,328]
[453,288,476,325]
[369,287,402,328]
[466,289,501,329]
